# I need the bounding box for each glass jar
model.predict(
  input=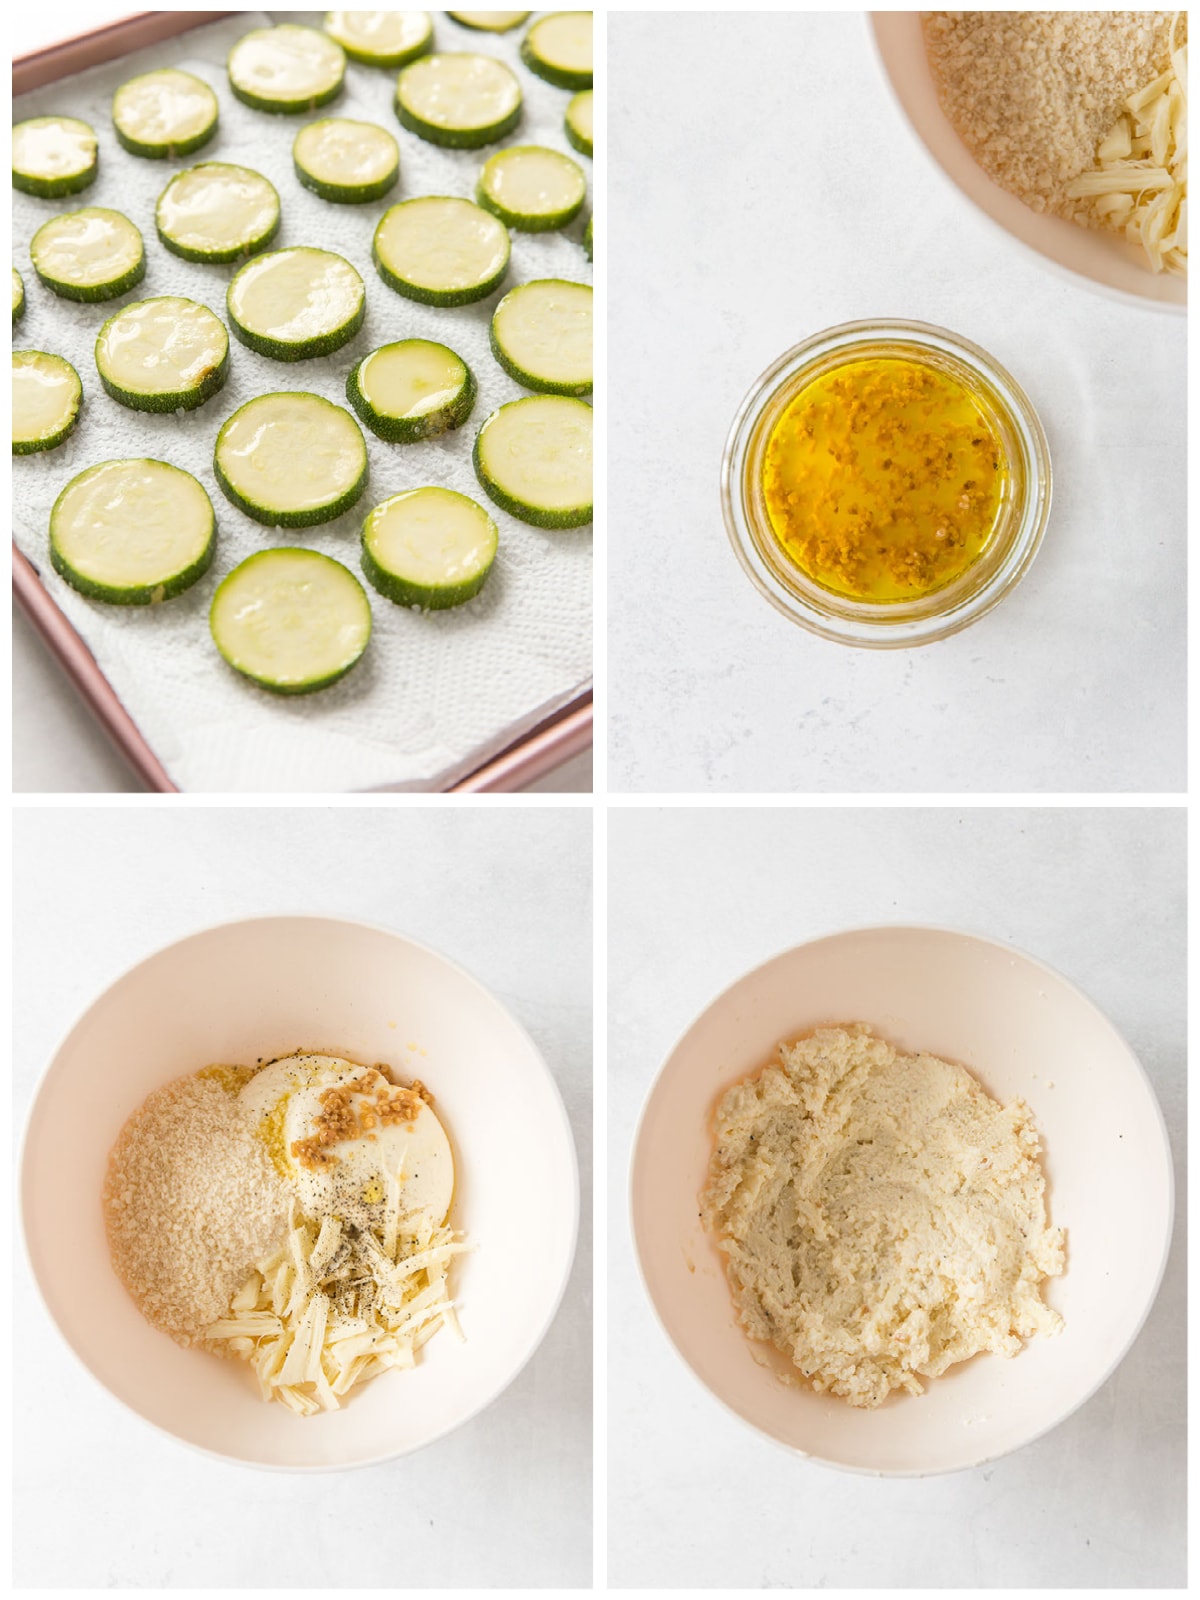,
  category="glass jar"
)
[720,319,1052,647]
